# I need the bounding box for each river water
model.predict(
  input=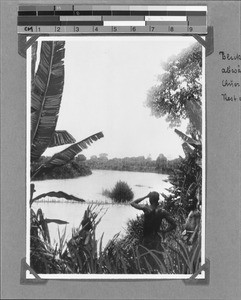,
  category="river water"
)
[32,170,171,247]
